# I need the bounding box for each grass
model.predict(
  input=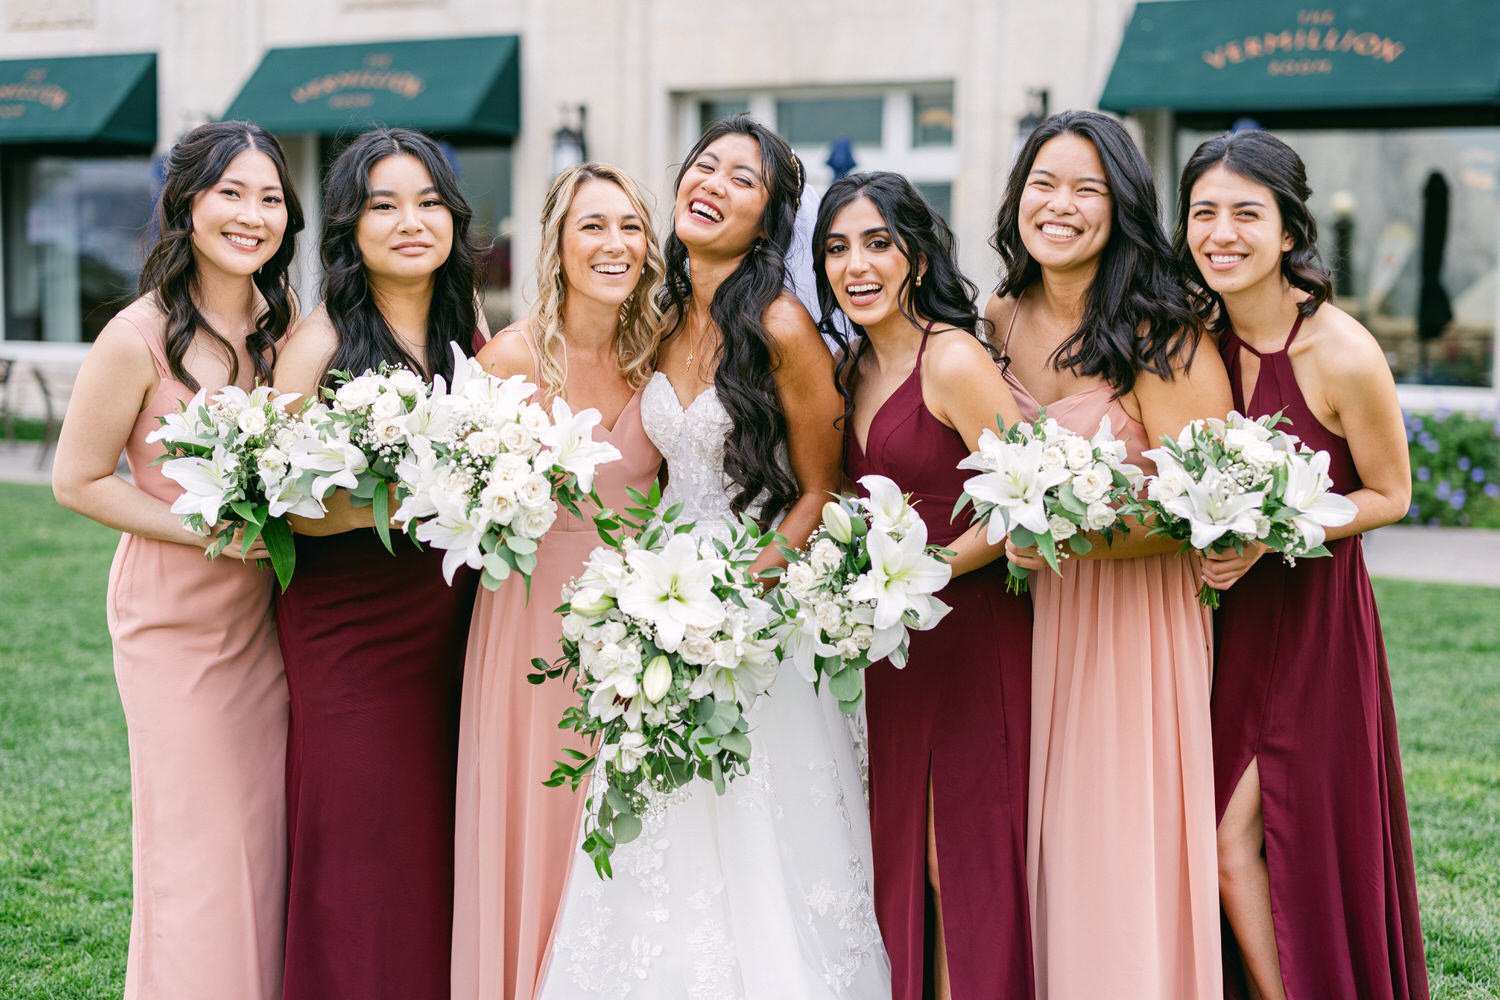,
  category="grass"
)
[0,481,1496,997]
